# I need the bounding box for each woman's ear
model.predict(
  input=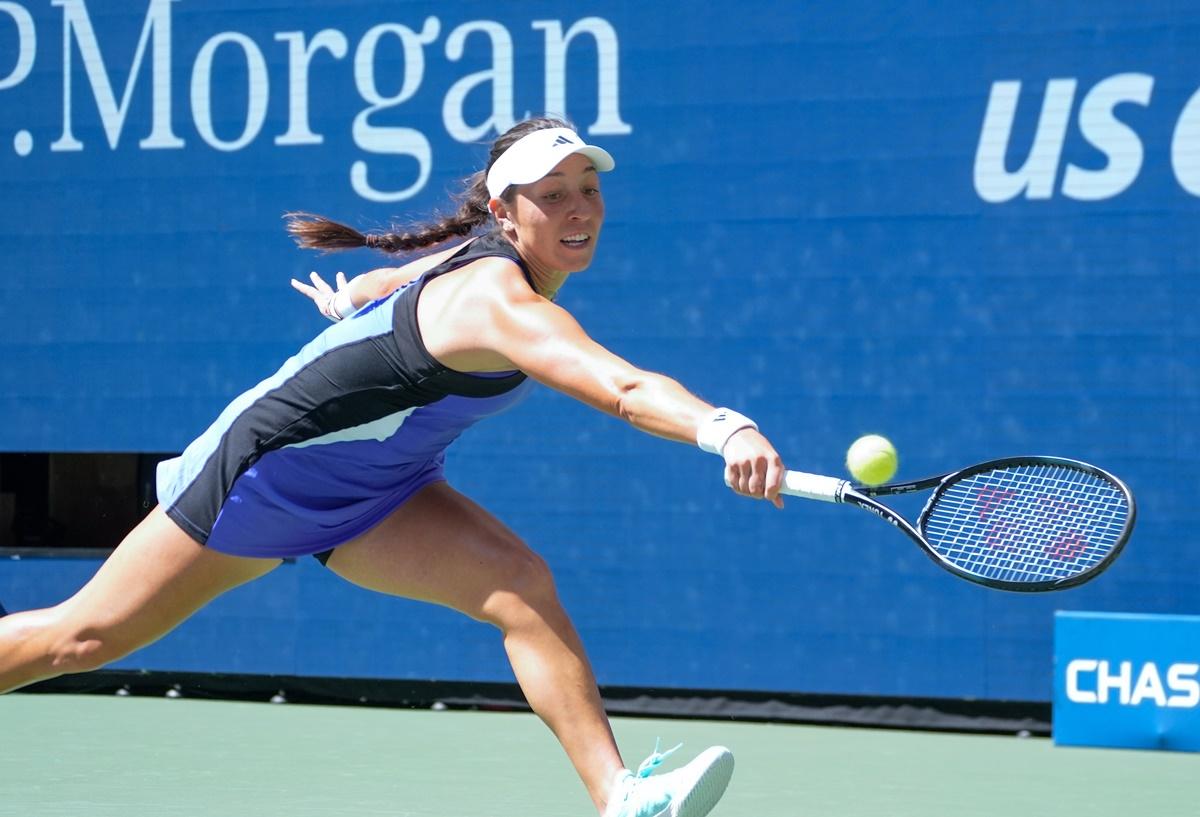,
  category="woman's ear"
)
[489,198,513,230]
